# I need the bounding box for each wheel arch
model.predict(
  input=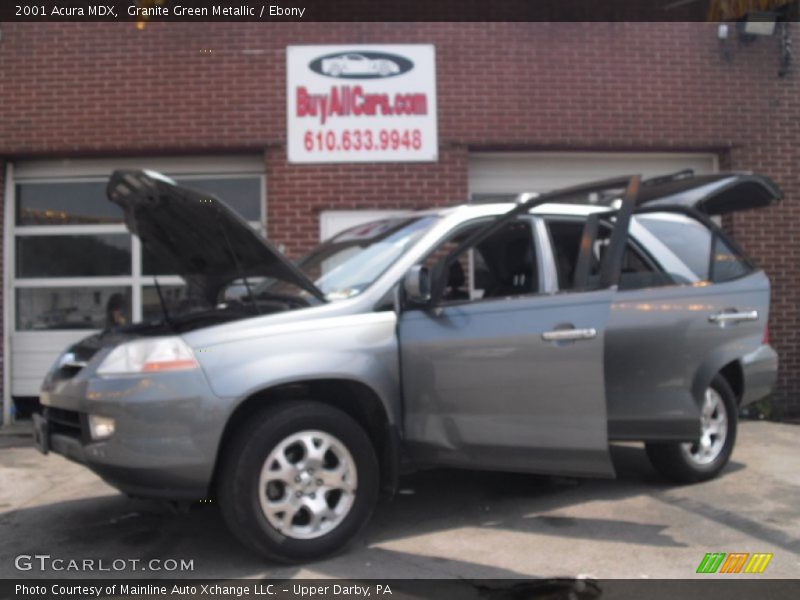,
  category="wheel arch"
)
[211,378,401,497]
[691,340,750,408]
[718,360,744,404]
